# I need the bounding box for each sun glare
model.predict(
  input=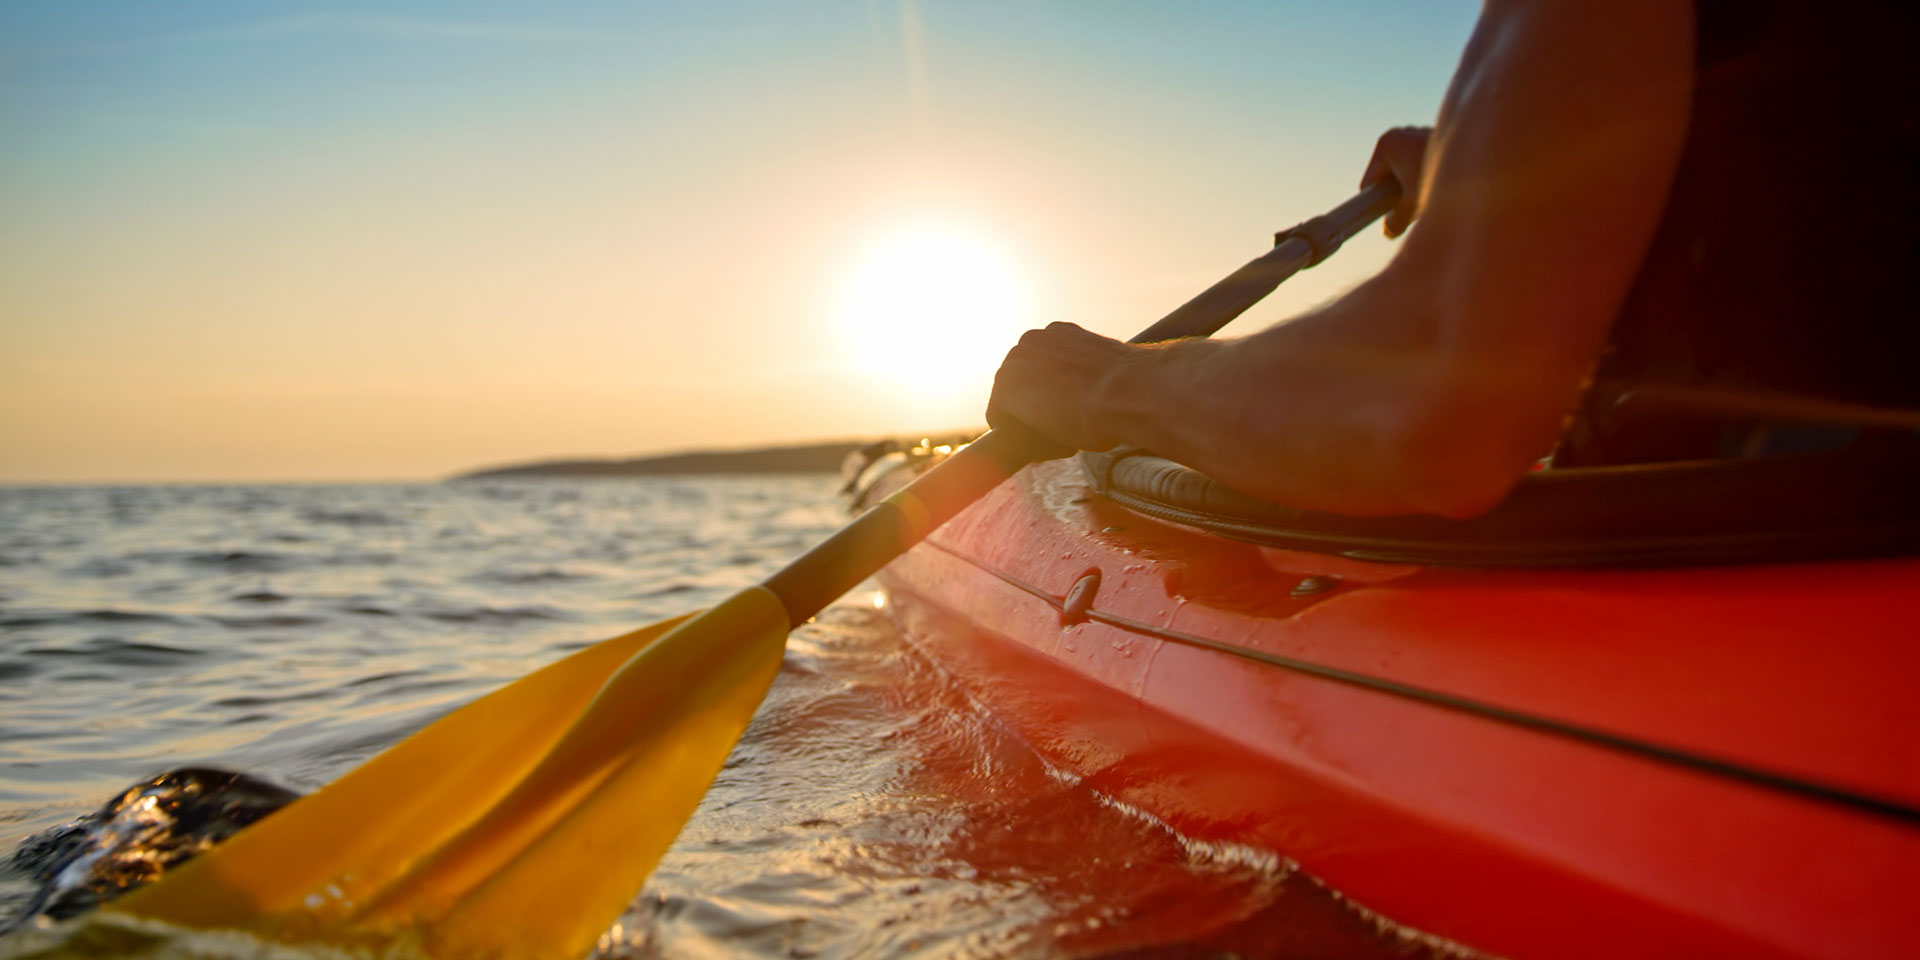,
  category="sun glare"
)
[835,220,1032,395]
